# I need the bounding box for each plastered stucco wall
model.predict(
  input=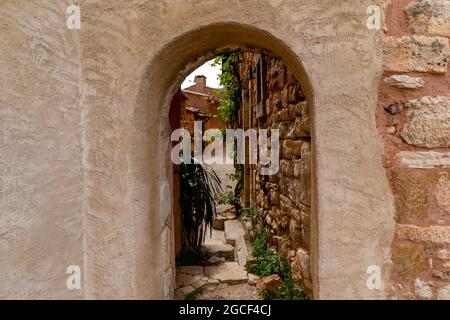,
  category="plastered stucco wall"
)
[0,0,84,299]
[1,0,395,299]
